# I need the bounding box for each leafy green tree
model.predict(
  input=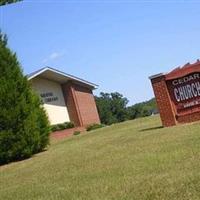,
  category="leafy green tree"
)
[0,0,22,6]
[96,91,157,125]
[0,32,50,164]
[110,92,129,122]
[95,92,128,125]
[126,98,157,120]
